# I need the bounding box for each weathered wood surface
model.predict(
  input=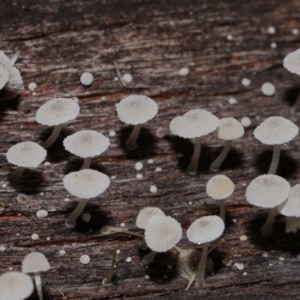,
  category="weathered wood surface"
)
[1,0,300,299]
